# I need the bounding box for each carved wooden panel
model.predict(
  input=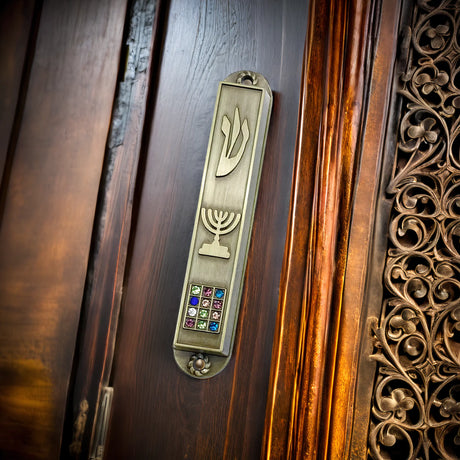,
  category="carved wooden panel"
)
[368,1,460,458]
